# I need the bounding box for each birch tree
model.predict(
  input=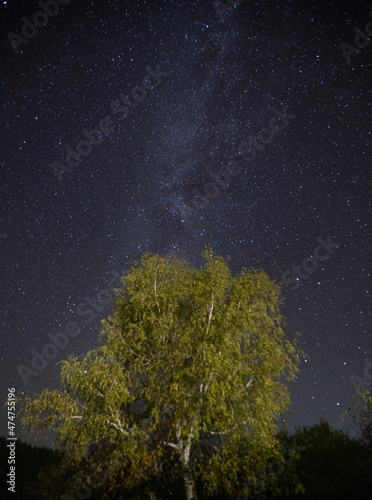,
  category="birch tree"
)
[20,247,301,500]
